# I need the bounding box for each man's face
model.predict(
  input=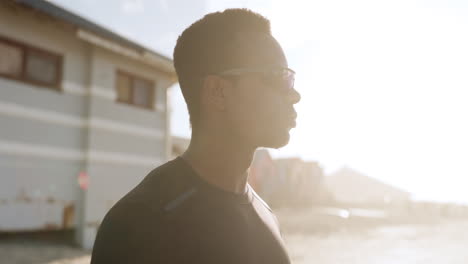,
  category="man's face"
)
[223,33,301,149]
